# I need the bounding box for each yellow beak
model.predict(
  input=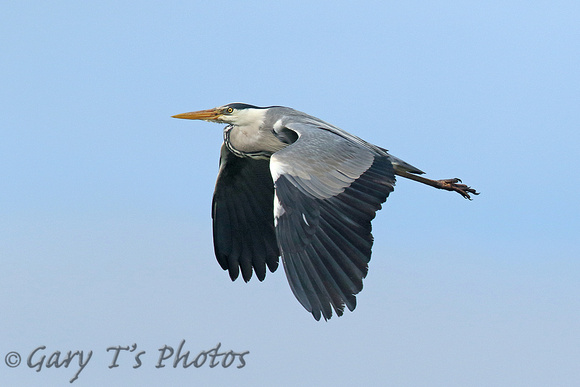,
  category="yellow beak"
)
[172,108,222,121]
